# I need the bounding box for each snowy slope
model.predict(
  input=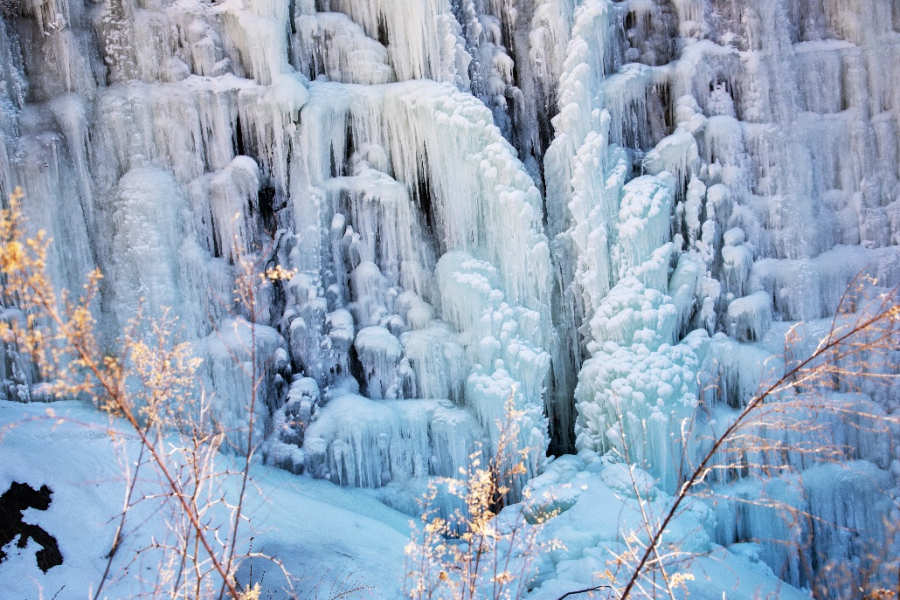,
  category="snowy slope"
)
[0,400,411,599]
